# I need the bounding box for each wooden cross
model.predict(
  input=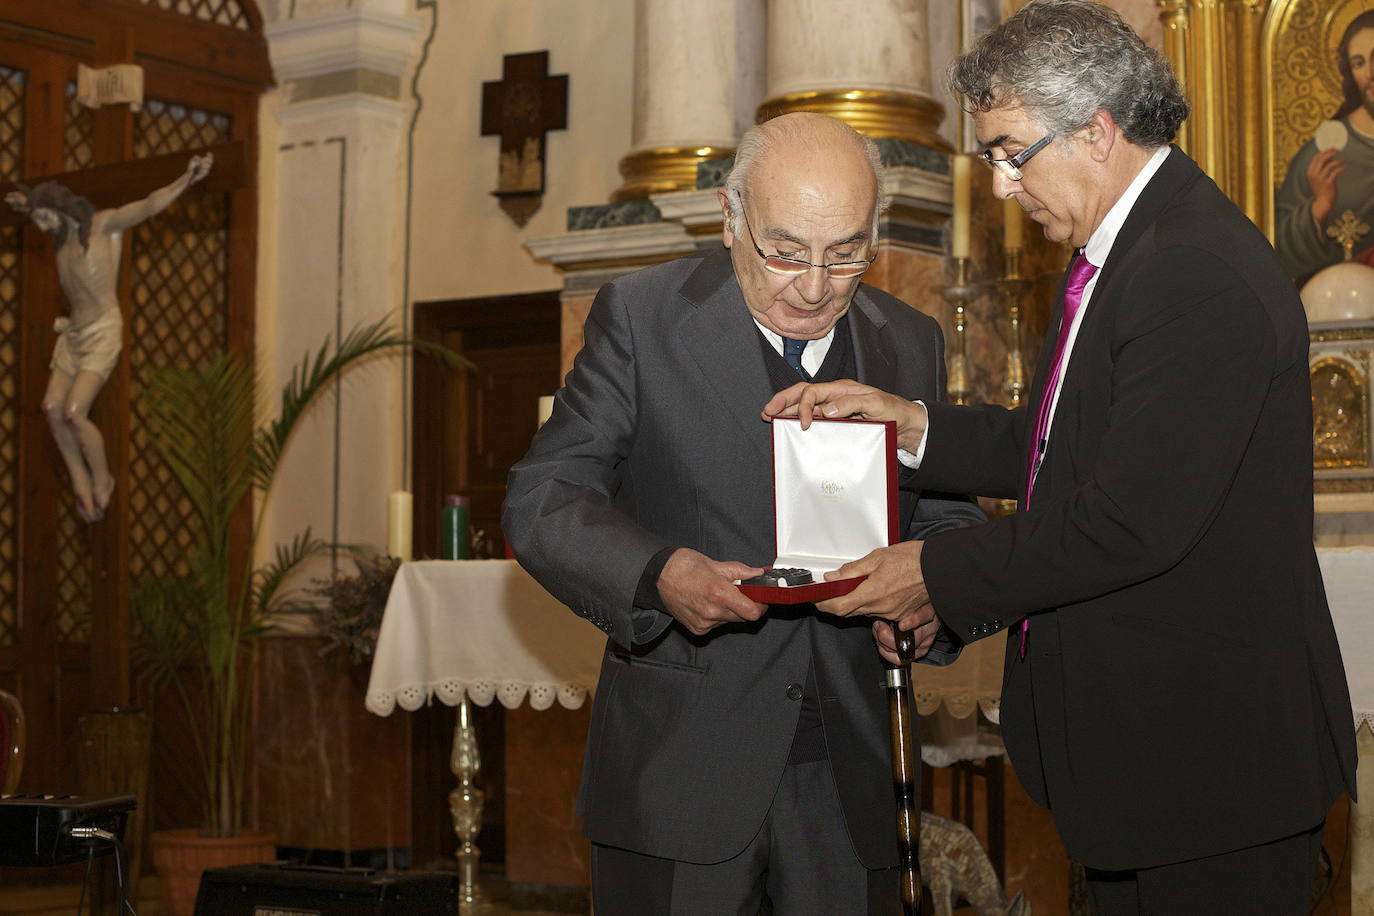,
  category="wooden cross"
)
[0,140,244,229]
[480,51,568,227]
